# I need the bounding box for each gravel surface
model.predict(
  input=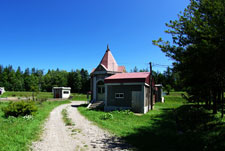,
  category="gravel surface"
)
[31,101,132,151]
